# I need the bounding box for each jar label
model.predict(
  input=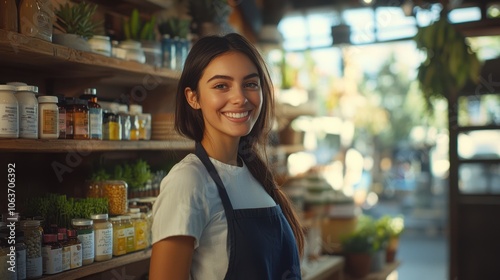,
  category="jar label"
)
[134,220,149,250]
[19,104,38,137]
[89,108,102,139]
[62,246,70,271]
[69,244,82,269]
[77,232,95,261]
[26,256,42,278]
[0,104,18,136]
[16,248,27,279]
[42,246,62,274]
[41,109,58,134]
[124,226,135,252]
[73,112,89,136]
[95,228,113,256]
[59,112,66,138]
[114,228,127,255]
